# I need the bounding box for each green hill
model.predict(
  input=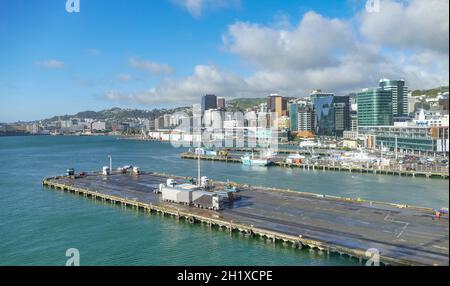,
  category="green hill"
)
[411,86,448,97]
[227,98,266,111]
[40,106,189,123]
